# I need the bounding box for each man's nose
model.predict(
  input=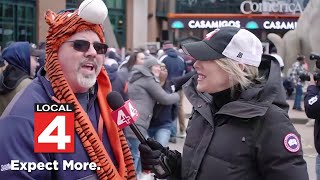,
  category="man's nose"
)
[85,44,98,57]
